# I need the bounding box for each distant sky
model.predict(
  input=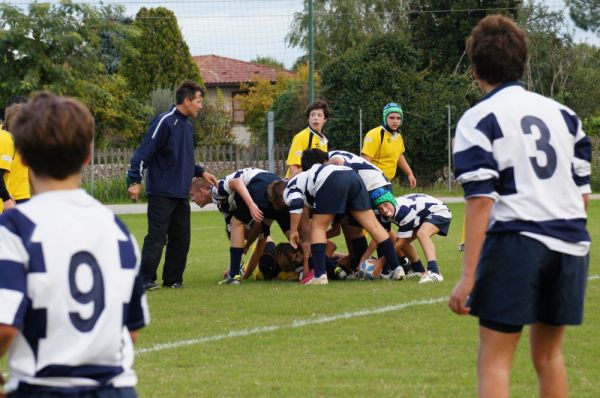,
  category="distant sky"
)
[8,0,600,68]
